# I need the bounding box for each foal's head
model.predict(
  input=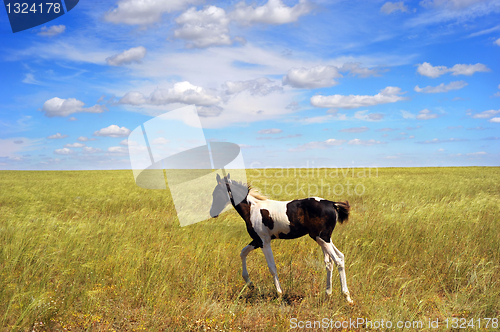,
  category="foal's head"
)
[209,173,231,218]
